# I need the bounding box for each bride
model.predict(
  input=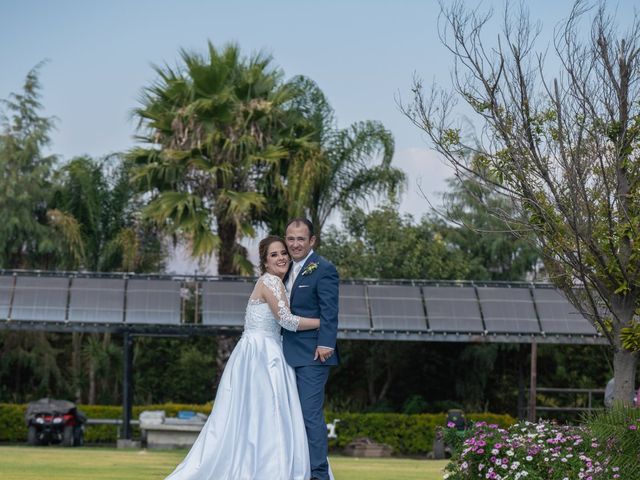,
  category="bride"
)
[165,235,324,480]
